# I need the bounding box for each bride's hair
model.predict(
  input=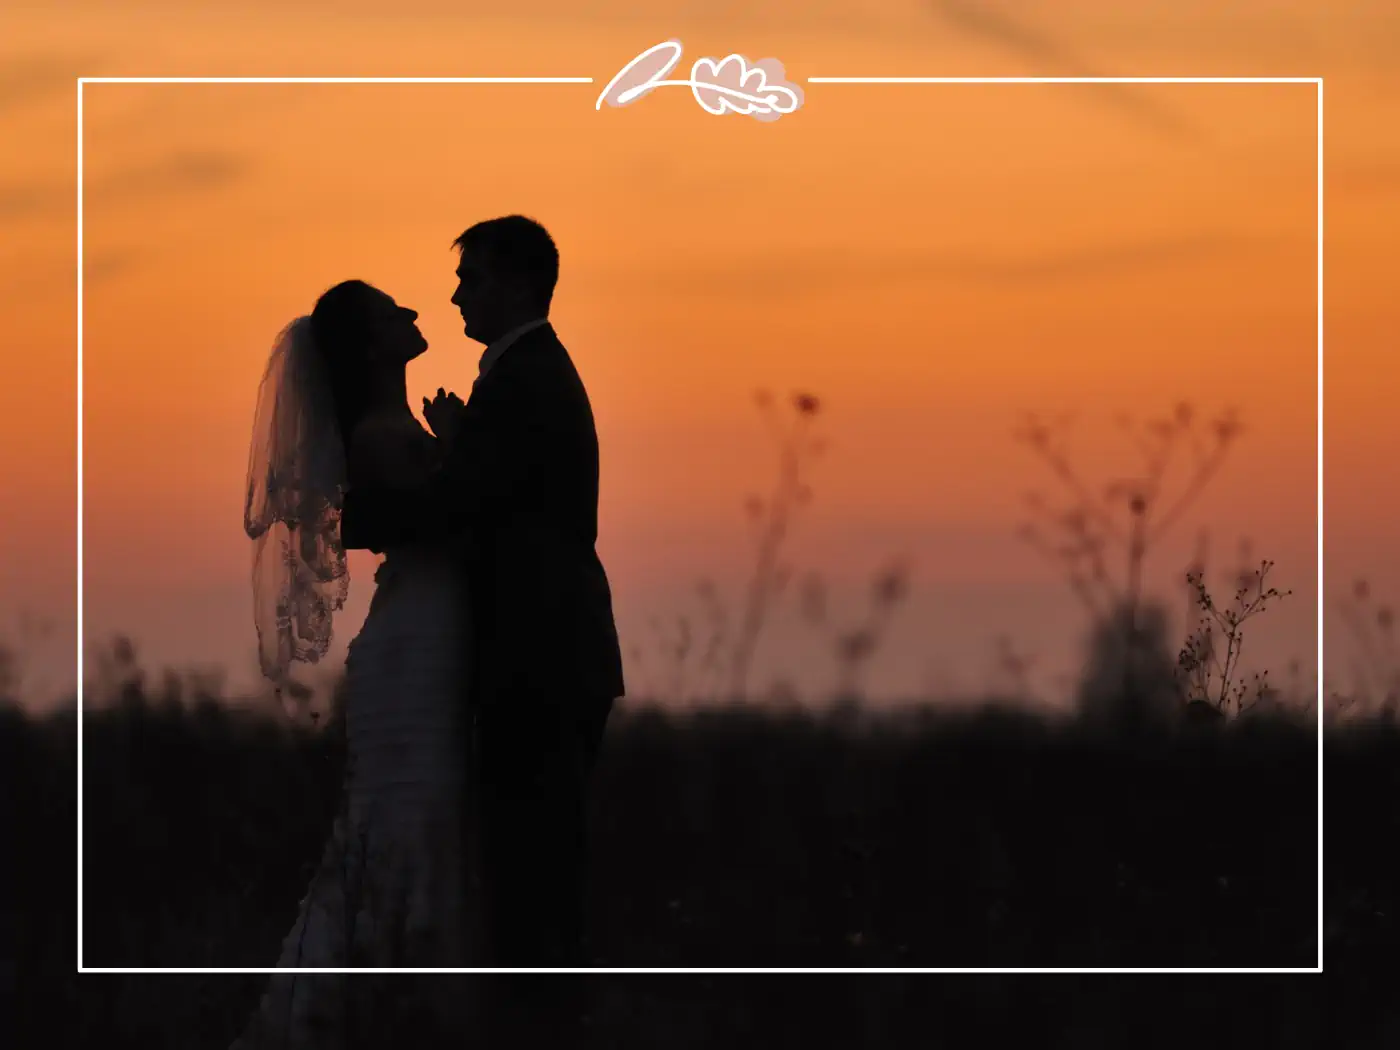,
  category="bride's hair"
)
[309,279,384,446]
[245,286,382,698]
